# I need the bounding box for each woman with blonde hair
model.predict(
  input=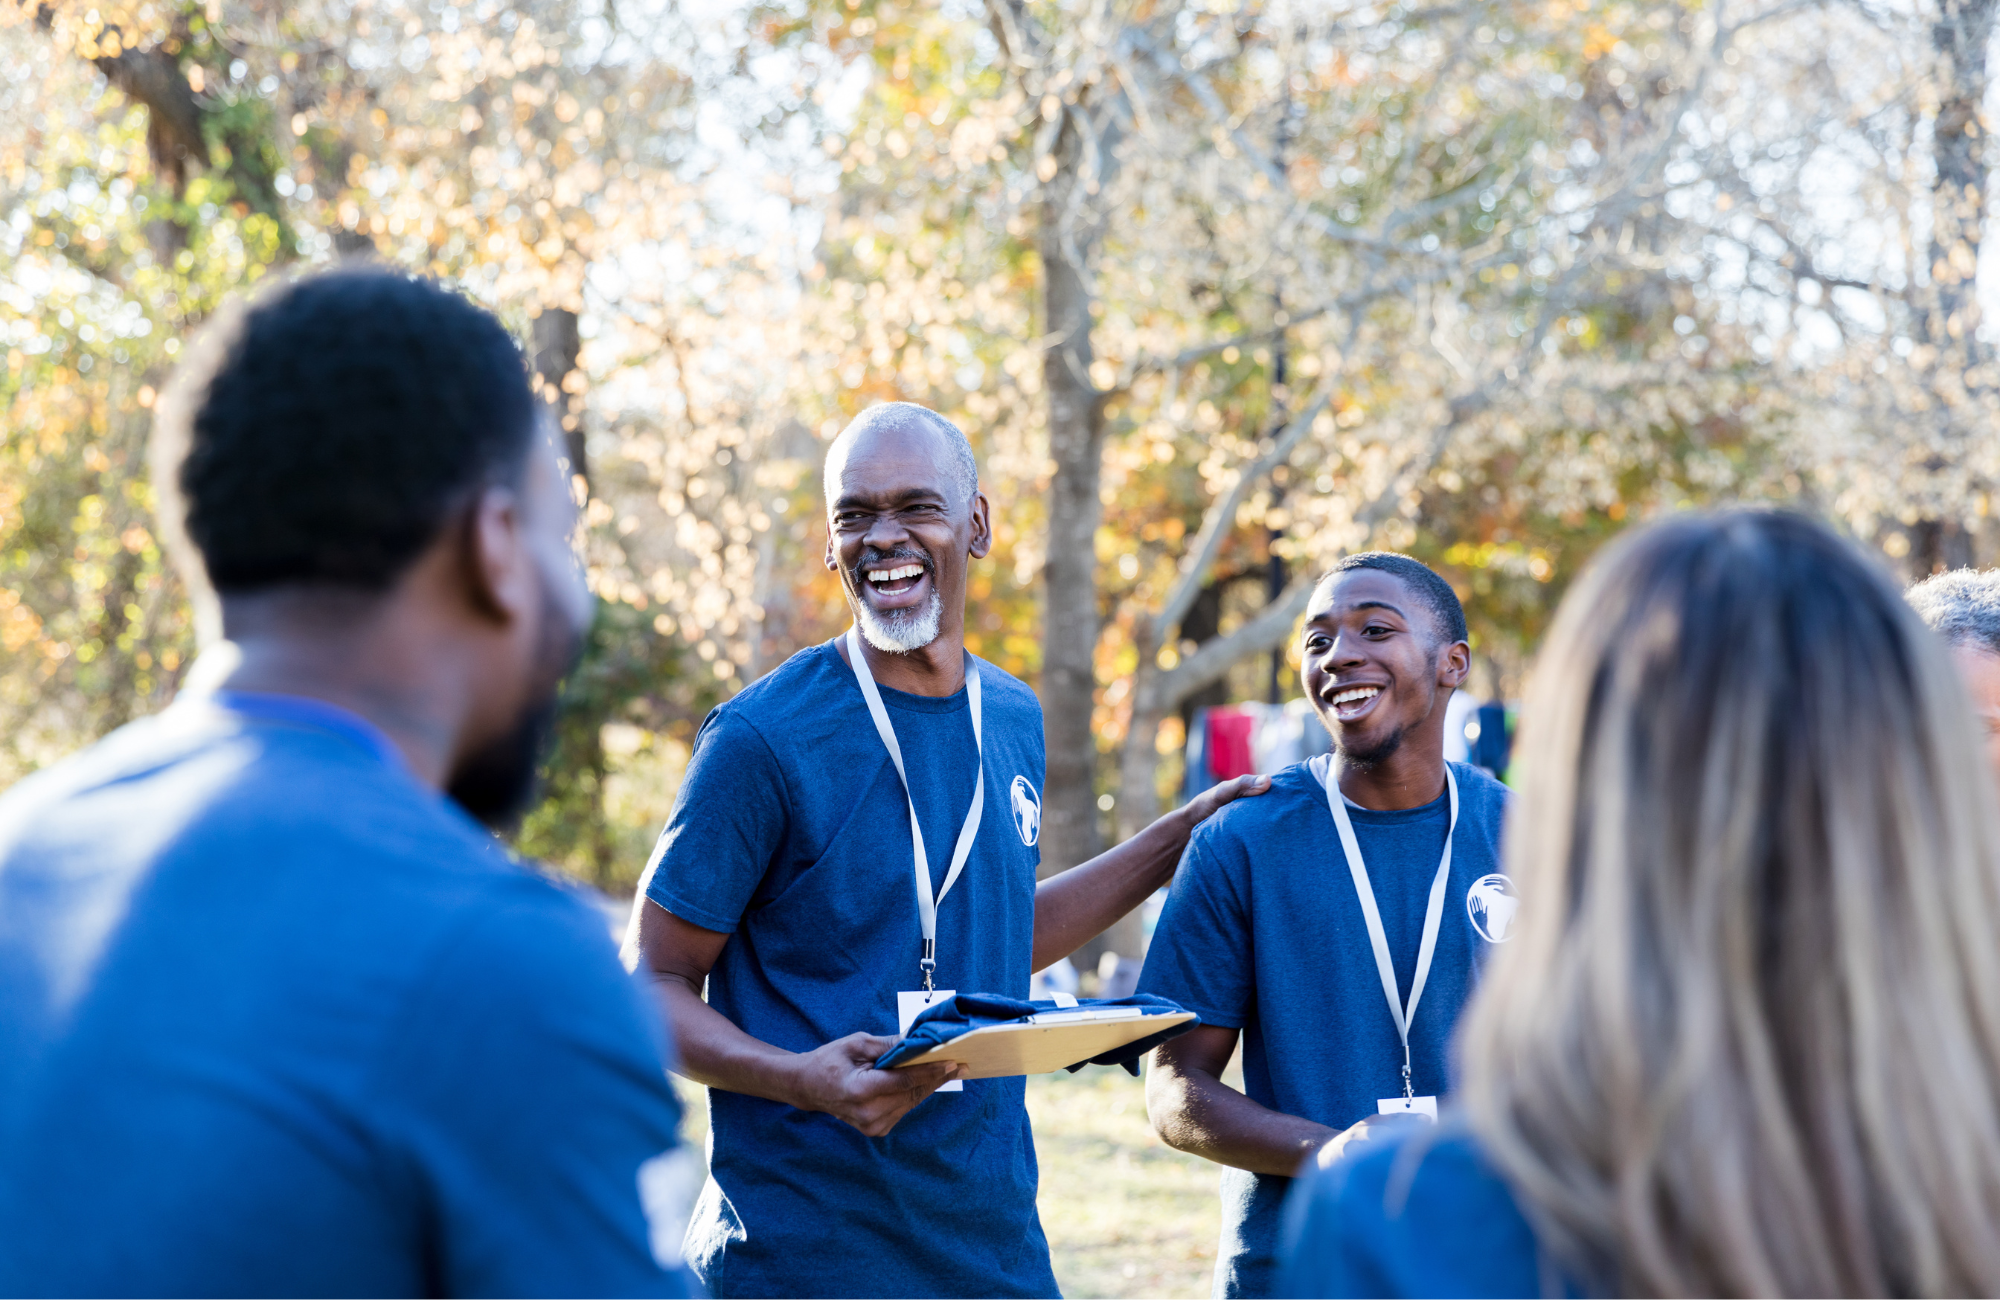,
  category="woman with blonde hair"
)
[1278,509,2000,1297]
